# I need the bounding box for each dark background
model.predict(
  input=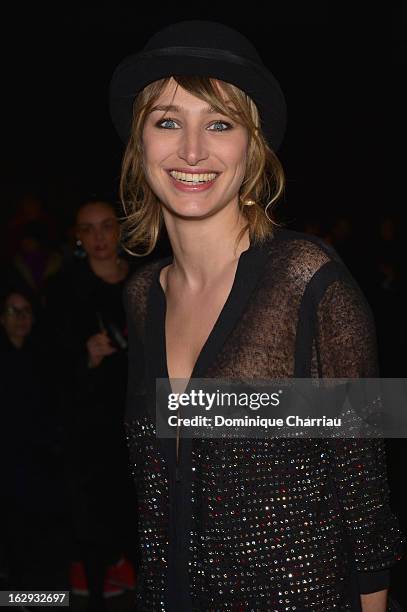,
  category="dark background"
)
[1,2,406,230]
